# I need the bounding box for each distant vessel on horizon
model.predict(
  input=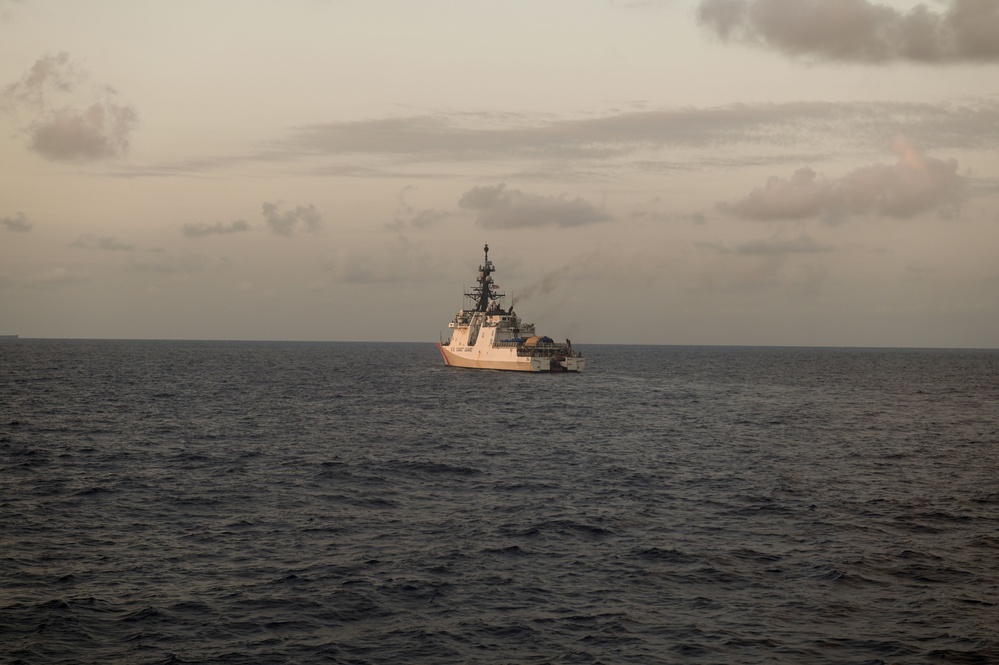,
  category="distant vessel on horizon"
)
[437,245,584,372]
[0,335,19,340]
